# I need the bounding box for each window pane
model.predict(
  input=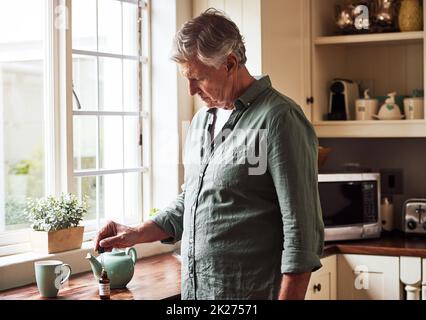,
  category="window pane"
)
[100,116,123,169]
[0,0,45,231]
[123,2,139,56]
[98,0,122,54]
[72,0,97,51]
[124,172,142,223]
[72,55,98,111]
[124,116,141,168]
[123,60,139,111]
[73,116,97,170]
[74,176,97,221]
[100,174,123,221]
[99,57,122,111]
